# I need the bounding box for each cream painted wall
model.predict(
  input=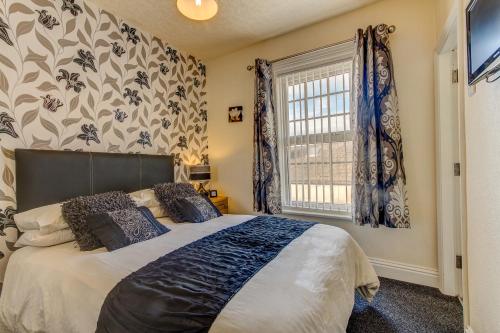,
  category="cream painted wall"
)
[464,79,500,333]
[436,0,456,36]
[460,0,500,331]
[206,0,438,270]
